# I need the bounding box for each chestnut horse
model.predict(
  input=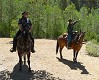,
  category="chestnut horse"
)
[56,31,85,62]
[17,28,32,71]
